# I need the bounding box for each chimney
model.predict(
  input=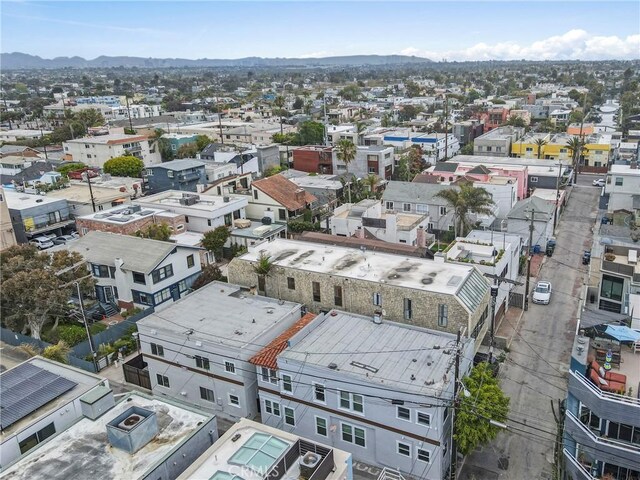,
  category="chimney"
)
[416,226,426,248]
[356,226,365,239]
[294,188,306,202]
[631,161,637,170]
